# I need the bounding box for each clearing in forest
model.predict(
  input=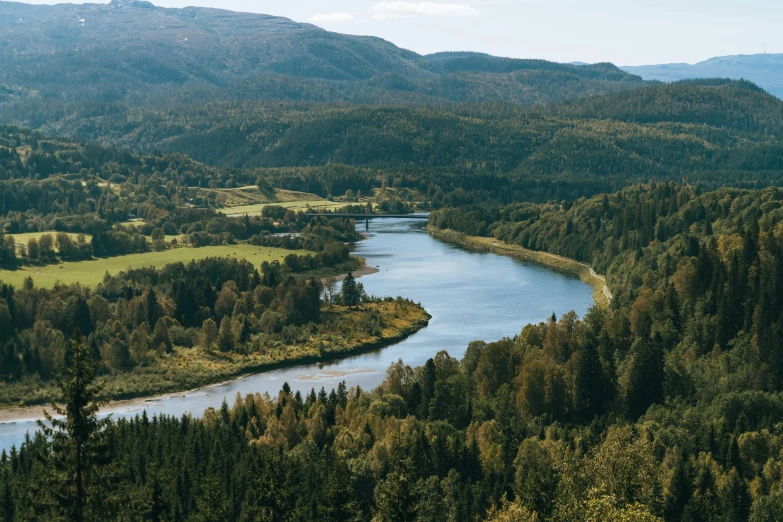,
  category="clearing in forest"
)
[0,244,302,289]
